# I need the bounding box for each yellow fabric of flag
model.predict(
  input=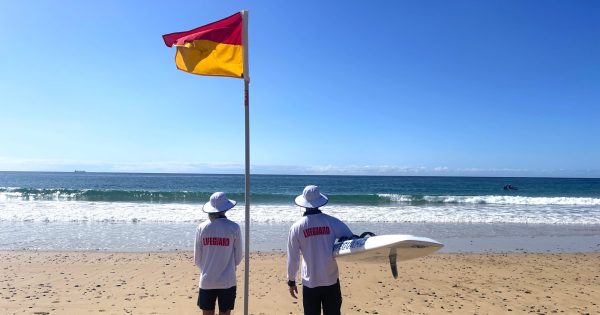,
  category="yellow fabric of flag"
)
[163,13,244,78]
